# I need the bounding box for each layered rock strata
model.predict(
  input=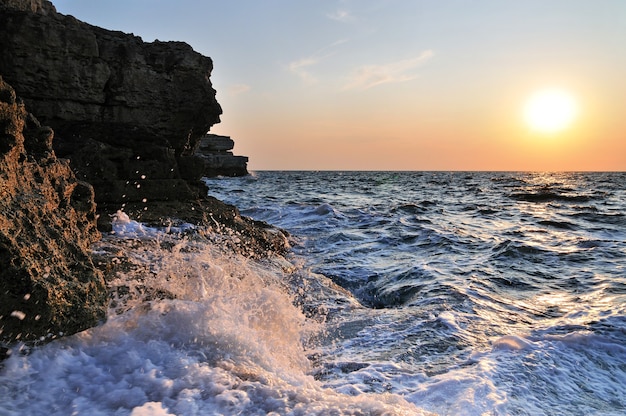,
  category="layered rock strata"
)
[0,0,225,219]
[0,76,107,348]
[0,1,221,153]
[0,1,288,353]
[195,134,249,177]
